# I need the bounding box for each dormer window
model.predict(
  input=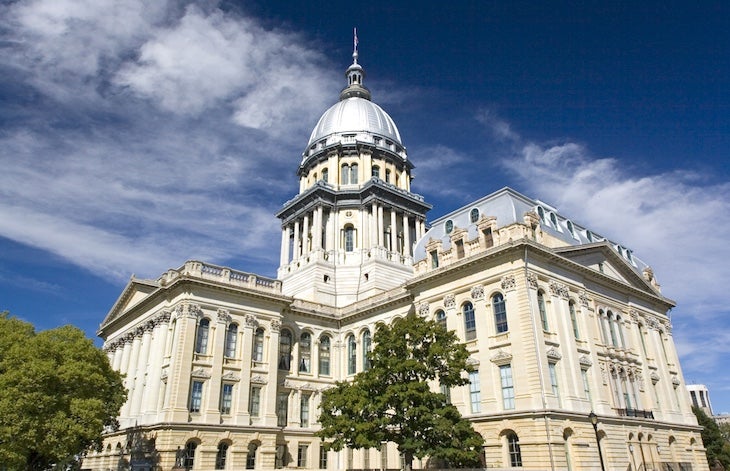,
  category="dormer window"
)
[470,208,480,223]
[586,230,594,242]
[549,212,559,230]
[537,206,546,223]
[445,220,454,234]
